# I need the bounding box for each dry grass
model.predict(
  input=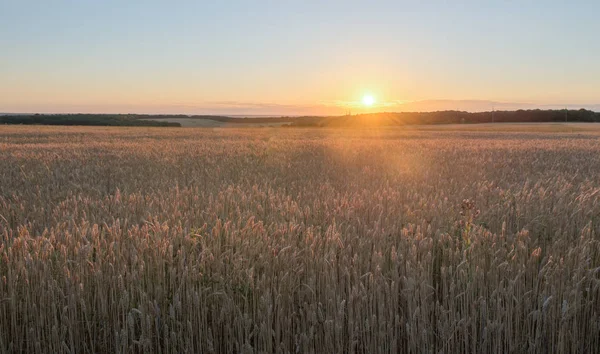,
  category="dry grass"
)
[0,125,599,353]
